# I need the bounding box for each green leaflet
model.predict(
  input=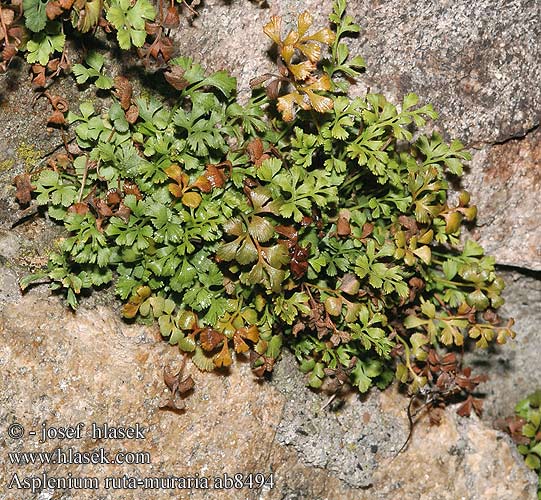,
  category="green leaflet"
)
[25,22,65,65]
[106,0,156,49]
[72,52,113,89]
